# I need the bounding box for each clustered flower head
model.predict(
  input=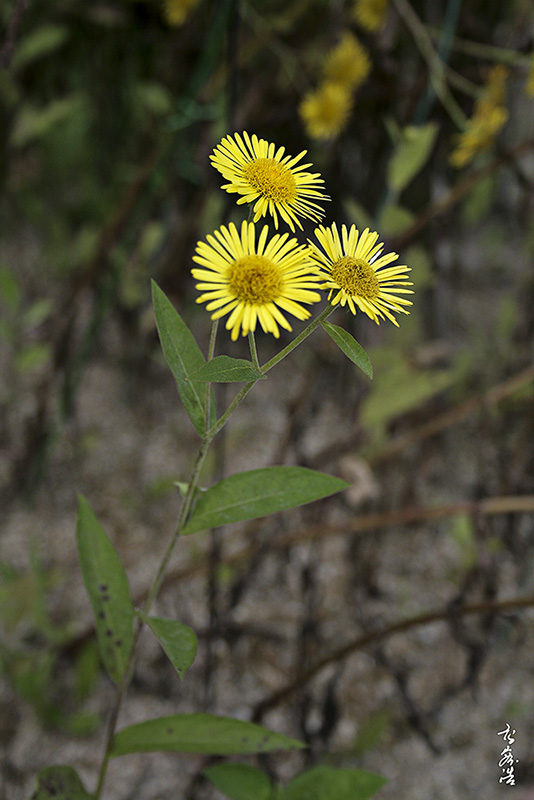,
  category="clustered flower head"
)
[352,0,390,33]
[192,131,413,340]
[450,65,509,168]
[299,32,371,141]
[163,0,200,27]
